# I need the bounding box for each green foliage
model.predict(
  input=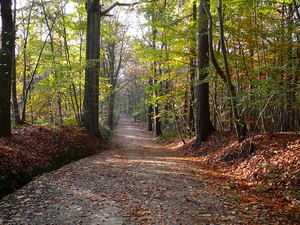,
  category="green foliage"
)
[99,124,116,144]
[227,183,240,189]
[9,0,300,137]
[133,106,146,123]
[286,187,300,200]
[254,183,267,191]
[156,132,181,143]
[262,164,274,169]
